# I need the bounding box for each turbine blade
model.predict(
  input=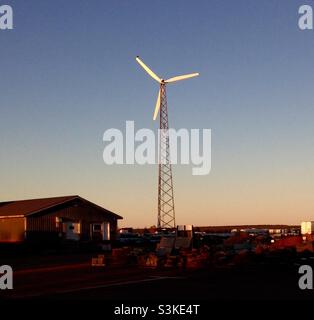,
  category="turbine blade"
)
[153,89,161,121]
[136,56,162,83]
[165,73,199,83]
